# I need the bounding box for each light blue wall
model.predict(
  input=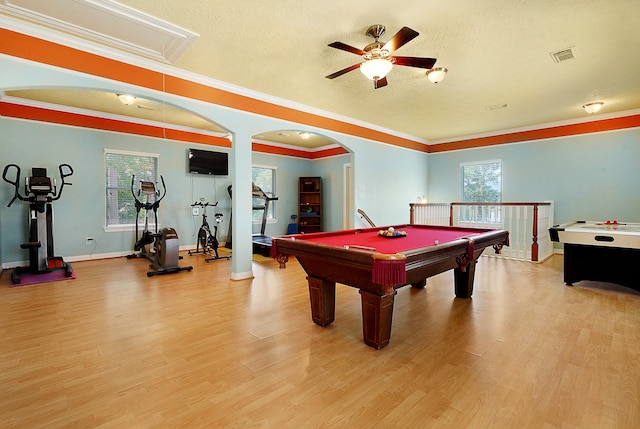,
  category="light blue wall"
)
[0,118,234,262]
[349,139,430,226]
[427,129,640,224]
[0,55,433,268]
[0,111,428,266]
[0,117,331,264]
[8,53,638,268]
[251,151,313,237]
[310,154,351,231]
